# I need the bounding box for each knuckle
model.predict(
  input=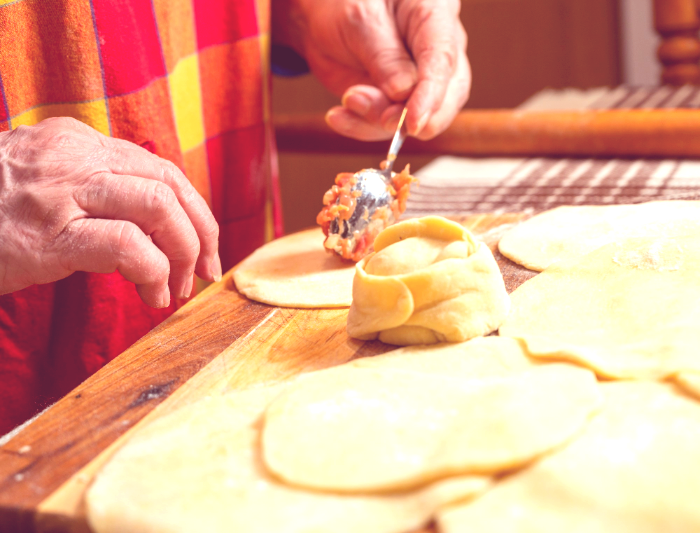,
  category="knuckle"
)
[203,217,220,242]
[41,116,80,128]
[160,159,185,186]
[11,124,32,137]
[50,130,82,150]
[185,235,201,262]
[113,221,140,257]
[147,182,177,216]
[344,1,372,26]
[419,46,457,78]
